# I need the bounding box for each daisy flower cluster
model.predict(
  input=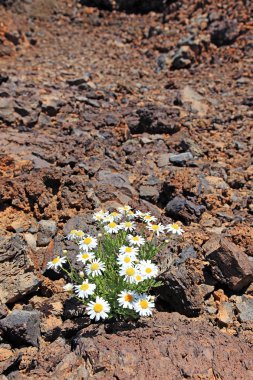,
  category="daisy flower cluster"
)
[47,206,184,322]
